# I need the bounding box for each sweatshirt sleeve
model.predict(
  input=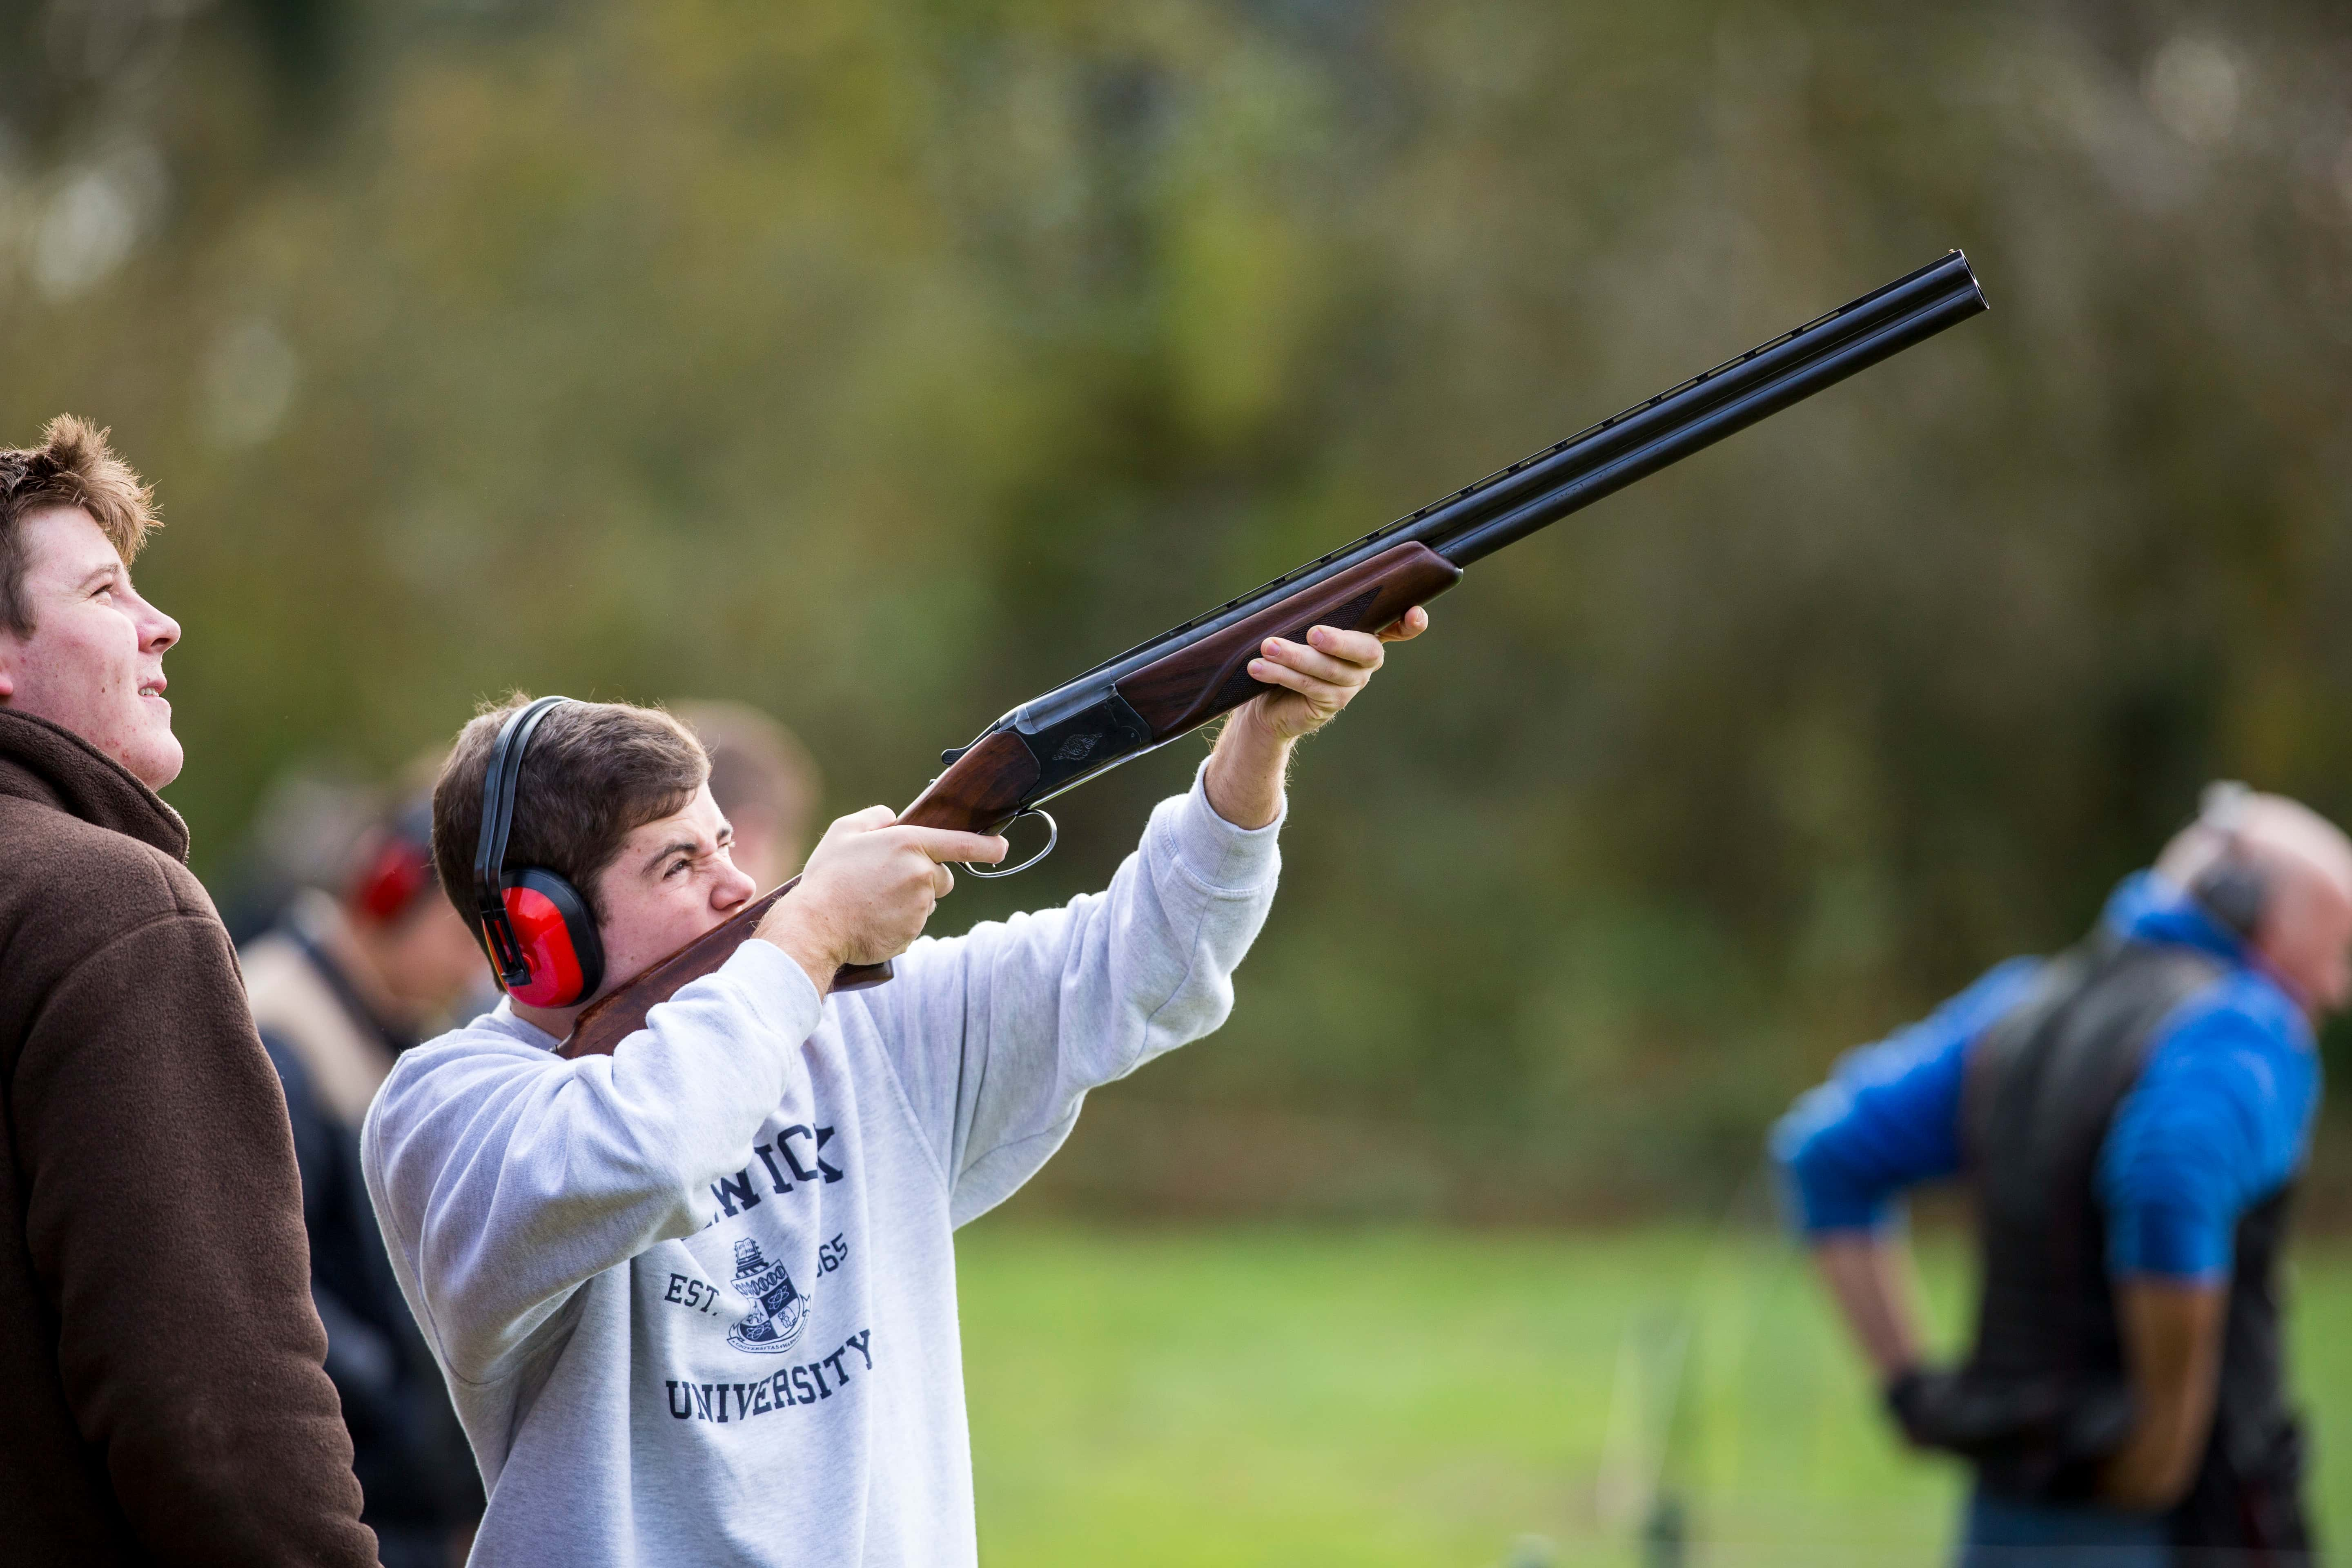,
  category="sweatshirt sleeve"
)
[362,940,822,1386]
[15,911,378,1568]
[1770,957,2043,1235]
[848,763,1282,1227]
